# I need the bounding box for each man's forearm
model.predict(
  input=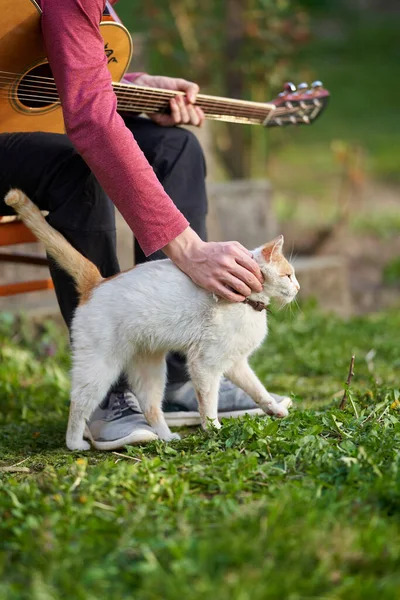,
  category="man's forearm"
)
[40,0,189,257]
